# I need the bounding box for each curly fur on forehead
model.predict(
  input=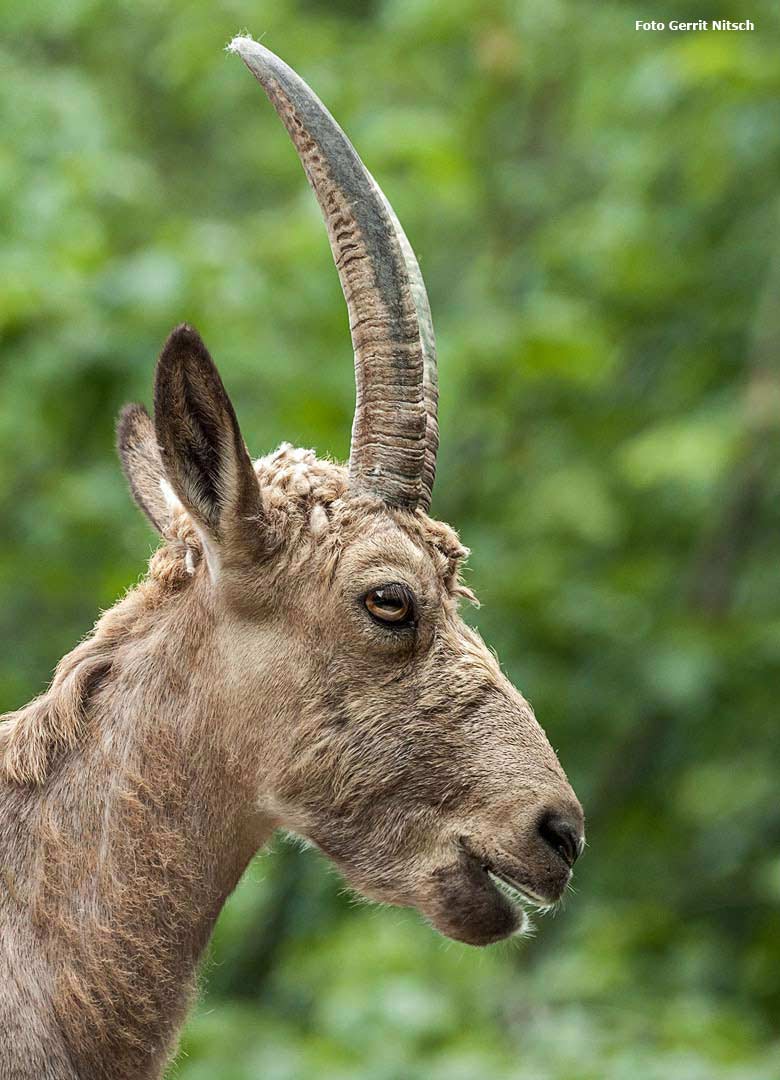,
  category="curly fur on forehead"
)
[158,443,475,601]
